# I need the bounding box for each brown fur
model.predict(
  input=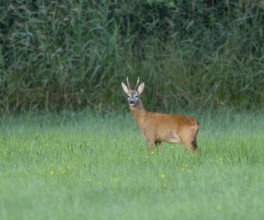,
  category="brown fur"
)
[122,80,199,153]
